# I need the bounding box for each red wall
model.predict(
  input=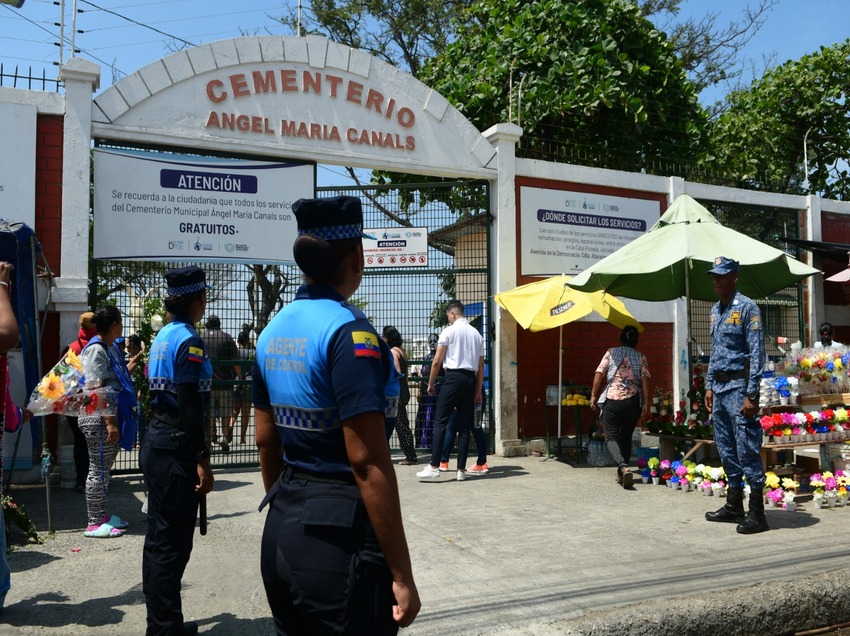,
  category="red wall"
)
[516,322,673,439]
[34,114,65,453]
[820,212,850,344]
[35,115,64,275]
